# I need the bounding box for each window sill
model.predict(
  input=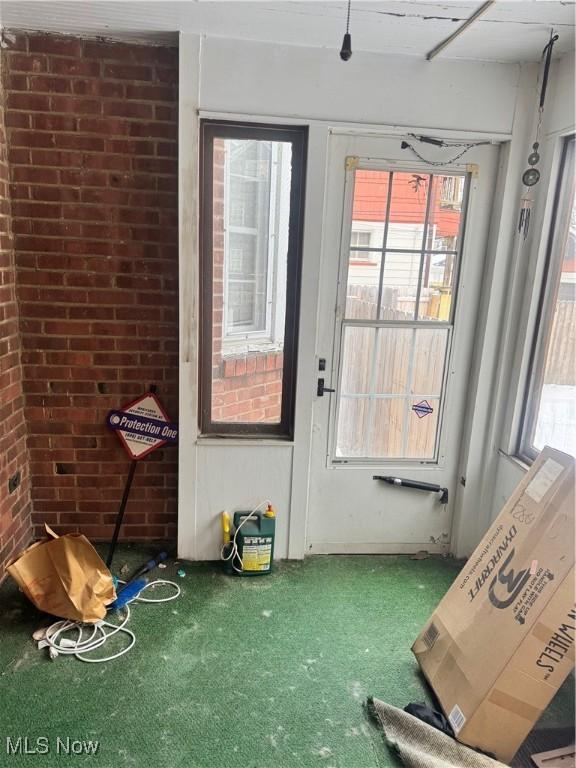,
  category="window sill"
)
[196,435,293,447]
[497,449,532,472]
[221,341,283,357]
